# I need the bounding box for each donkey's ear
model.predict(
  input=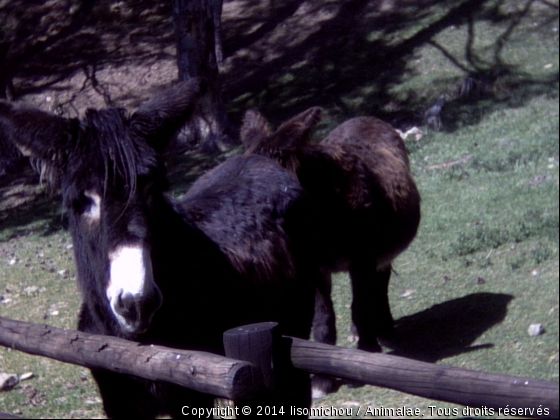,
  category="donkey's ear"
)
[240,110,273,149]
[130,78,205,150]
[0,100,77,179]
[273,107,323,150]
